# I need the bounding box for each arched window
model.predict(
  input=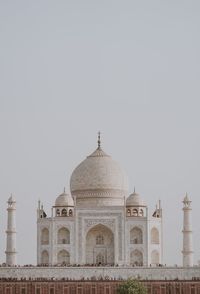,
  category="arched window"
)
[151,250,159,265]
[151,227,159,244]
[130,250,143,266]
[127,209,131,216]
[96,235,104,245]
[132,209,138,216]
[139,209,144,216]
[56,209,60,216]
[61,209,67,216]
[57,250,70,264]
[96,253,105,264]
[130,227,143,244]
[41,250,49,264]
[41,228,49,245]
[69,209,73,216]
[57,227,70,244]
